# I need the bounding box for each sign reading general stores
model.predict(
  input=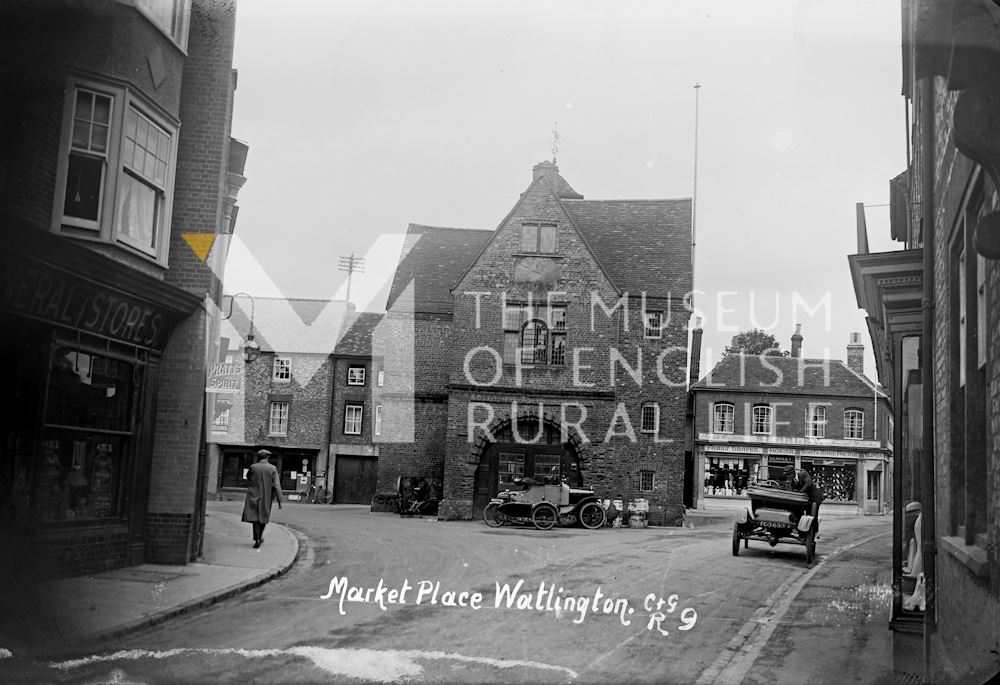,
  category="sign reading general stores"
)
[206,362,244,393]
